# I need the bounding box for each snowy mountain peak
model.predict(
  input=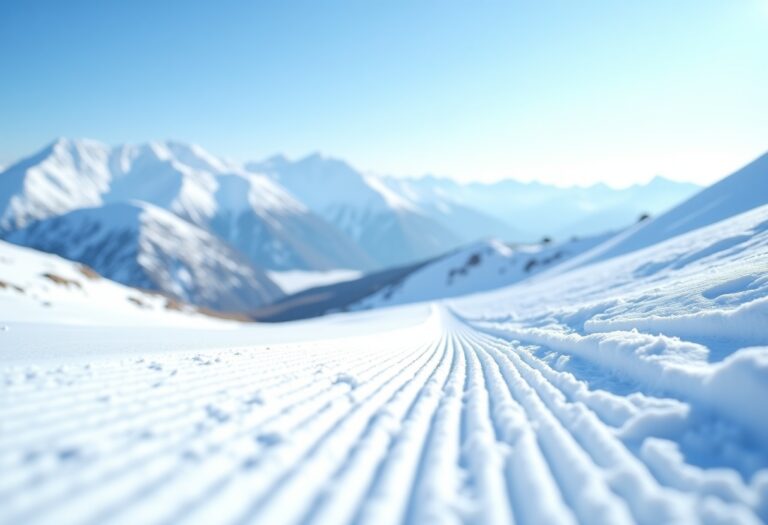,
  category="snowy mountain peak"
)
[0,138,112,231]
[162,140,235,173]
[47,136,108,154]
[249,153,402,213]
